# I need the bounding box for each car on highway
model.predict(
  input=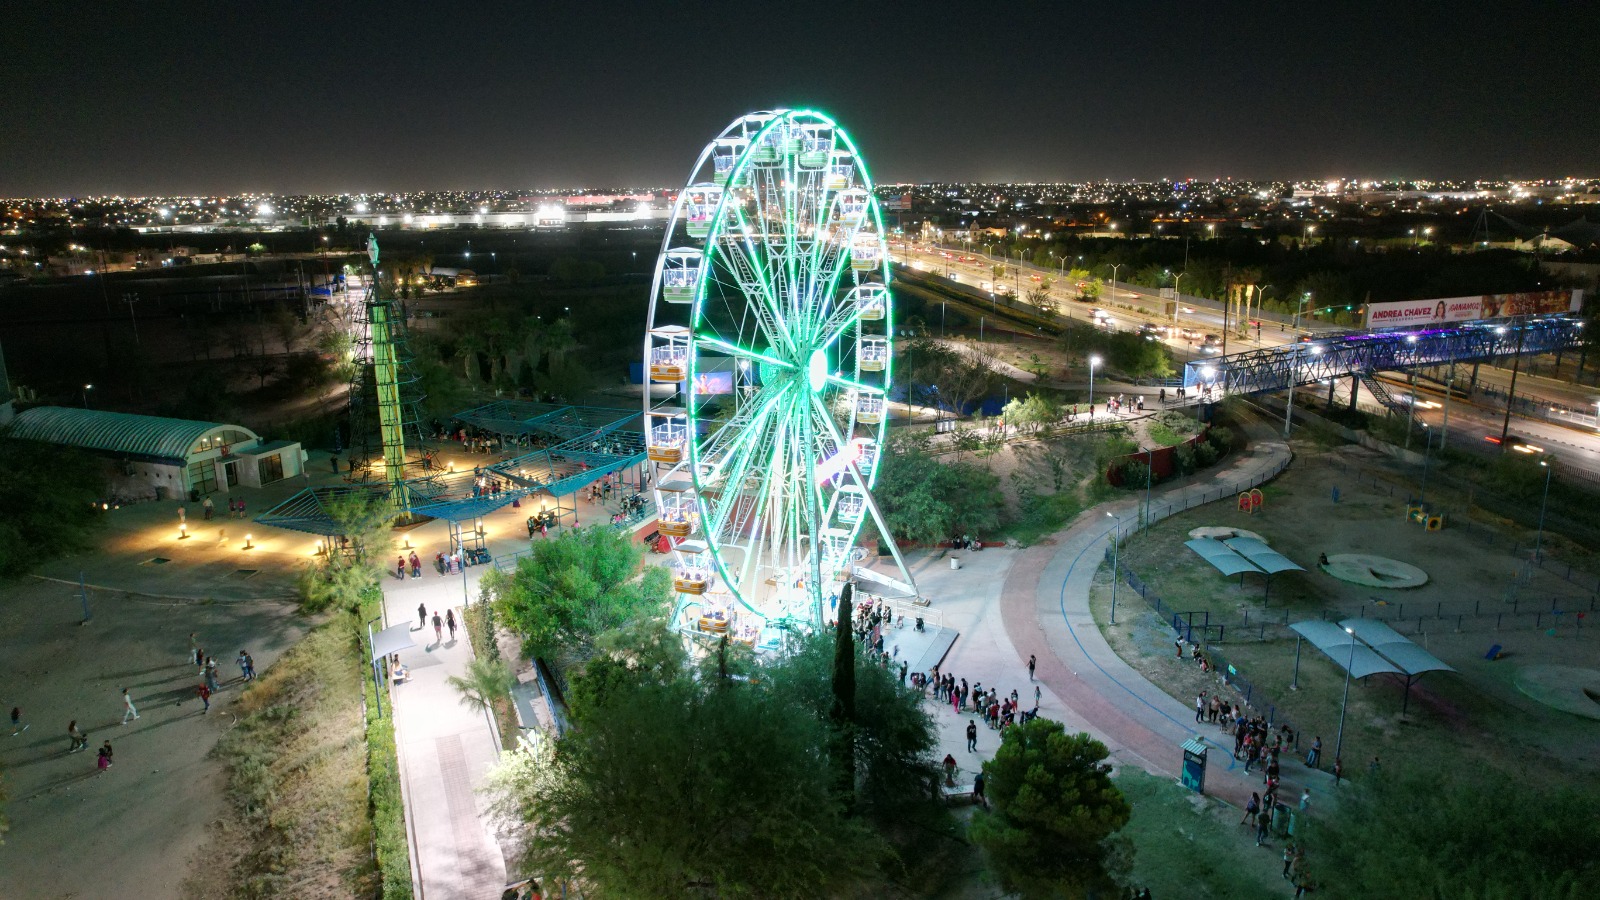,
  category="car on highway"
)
[1199,334,1222,353]
[1139,323,1164,341]
[1485,434,1545,454]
